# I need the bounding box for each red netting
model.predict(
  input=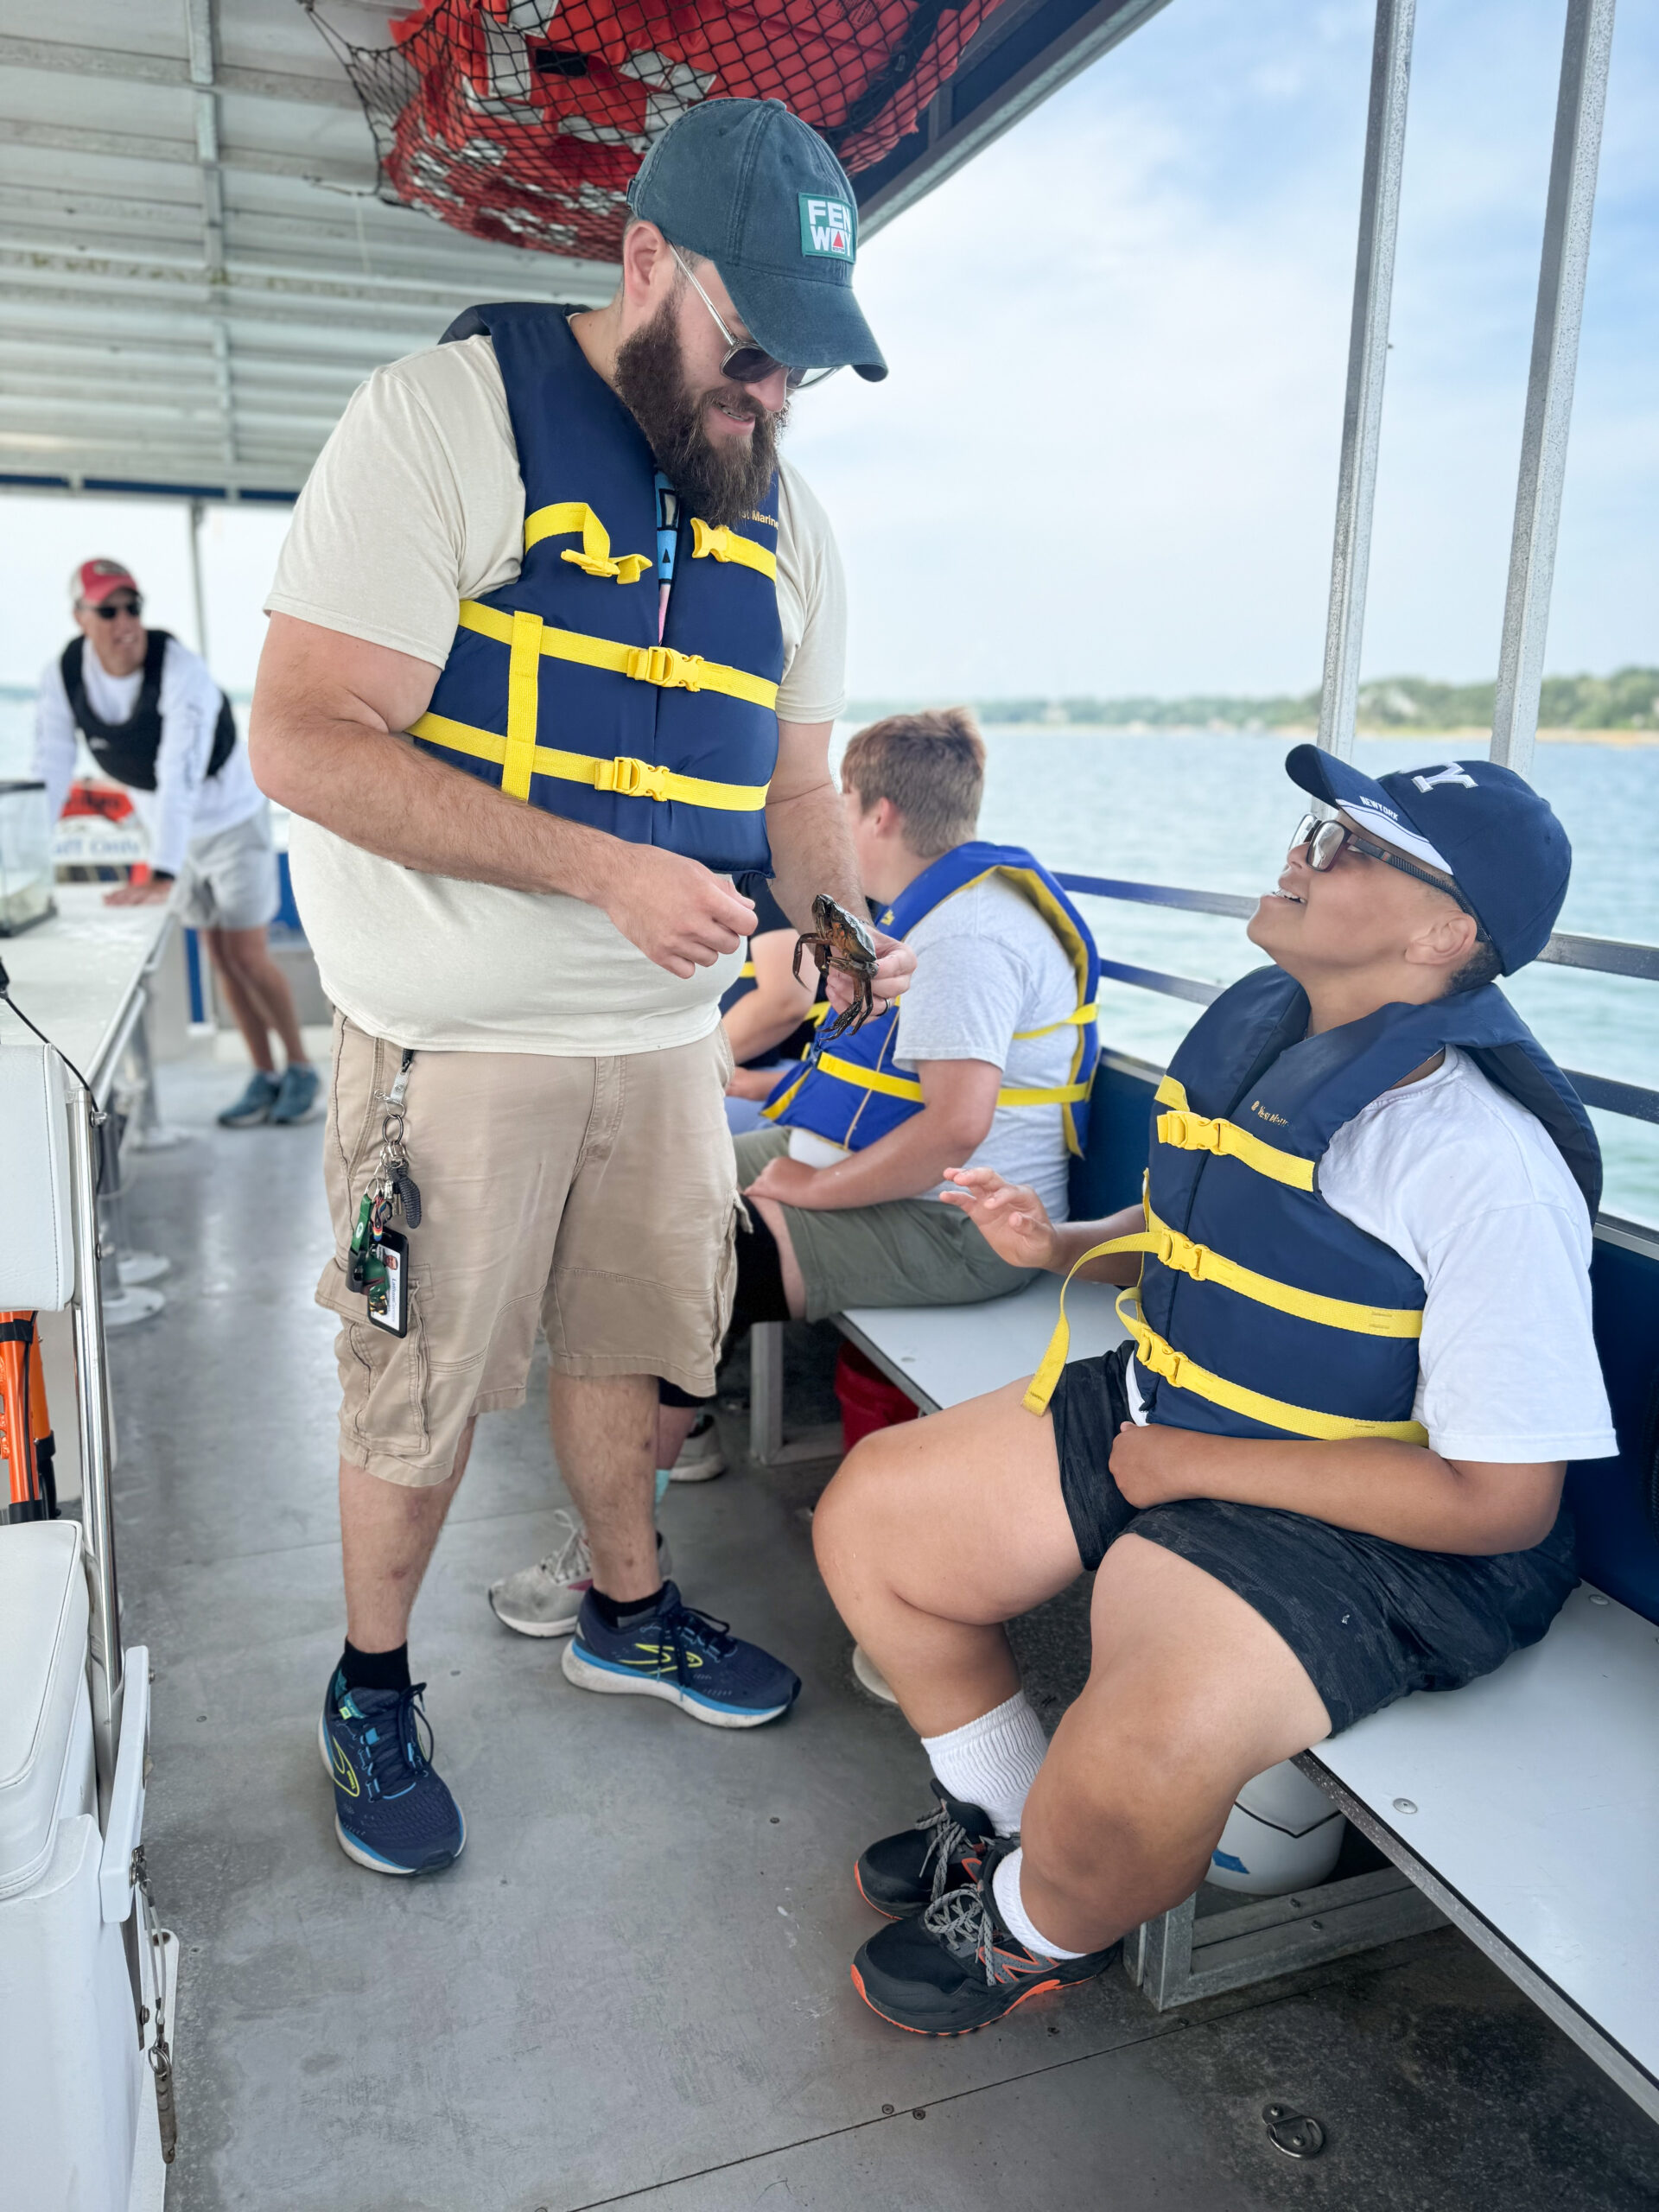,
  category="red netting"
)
[312,0,1007,260]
